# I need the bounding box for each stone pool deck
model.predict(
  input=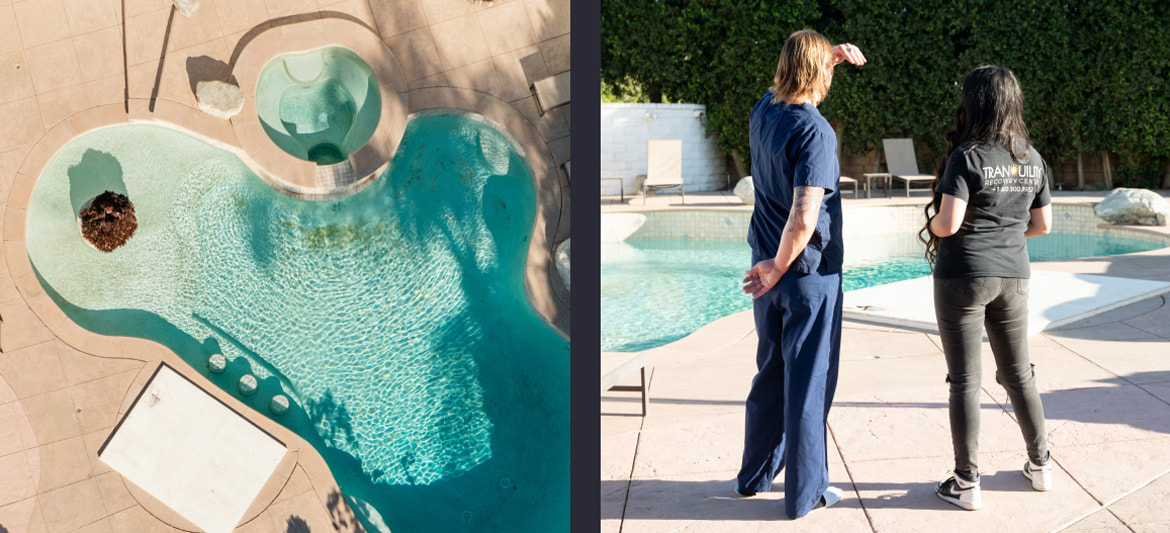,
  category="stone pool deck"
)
[0,0,569,531]
[602,190,1170,532]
